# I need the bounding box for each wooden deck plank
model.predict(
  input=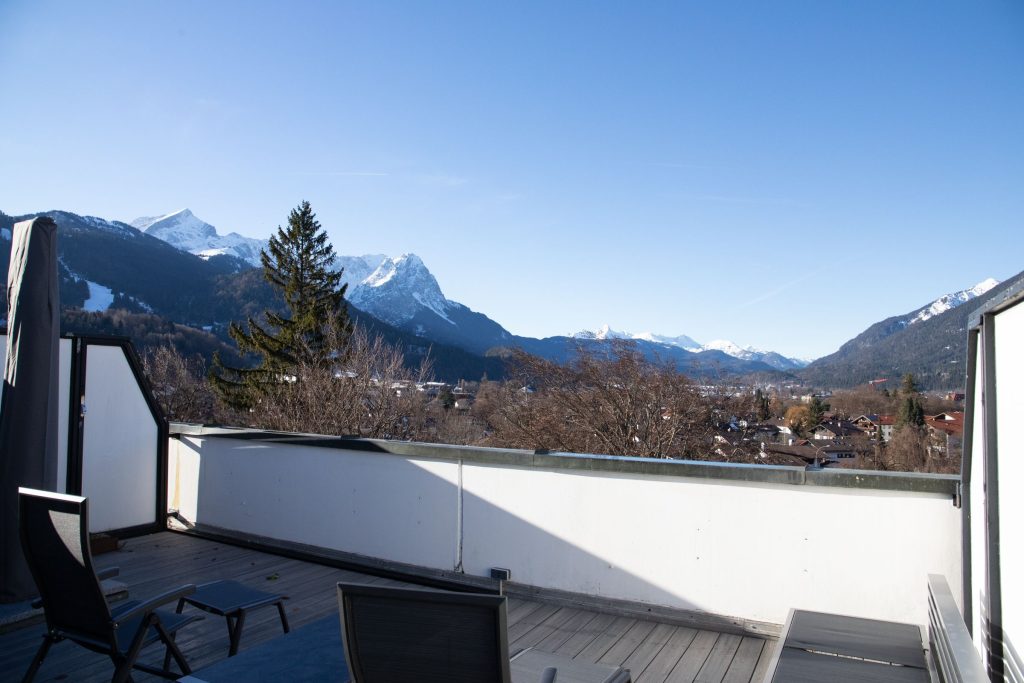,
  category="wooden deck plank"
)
[0,531,771,683]
[553,611,618,658]
[598,619,658,667]
[618,622,677,681]
[534,608,601,653]
[695,633,743,683]
[510,606,582,651]
[748,639,776,683]
[721,637,766,683]
[665,630,721,683]
[573,615,638,663]
[506,602,561,642]
[636,627,698,683]
[507,598,546,627]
